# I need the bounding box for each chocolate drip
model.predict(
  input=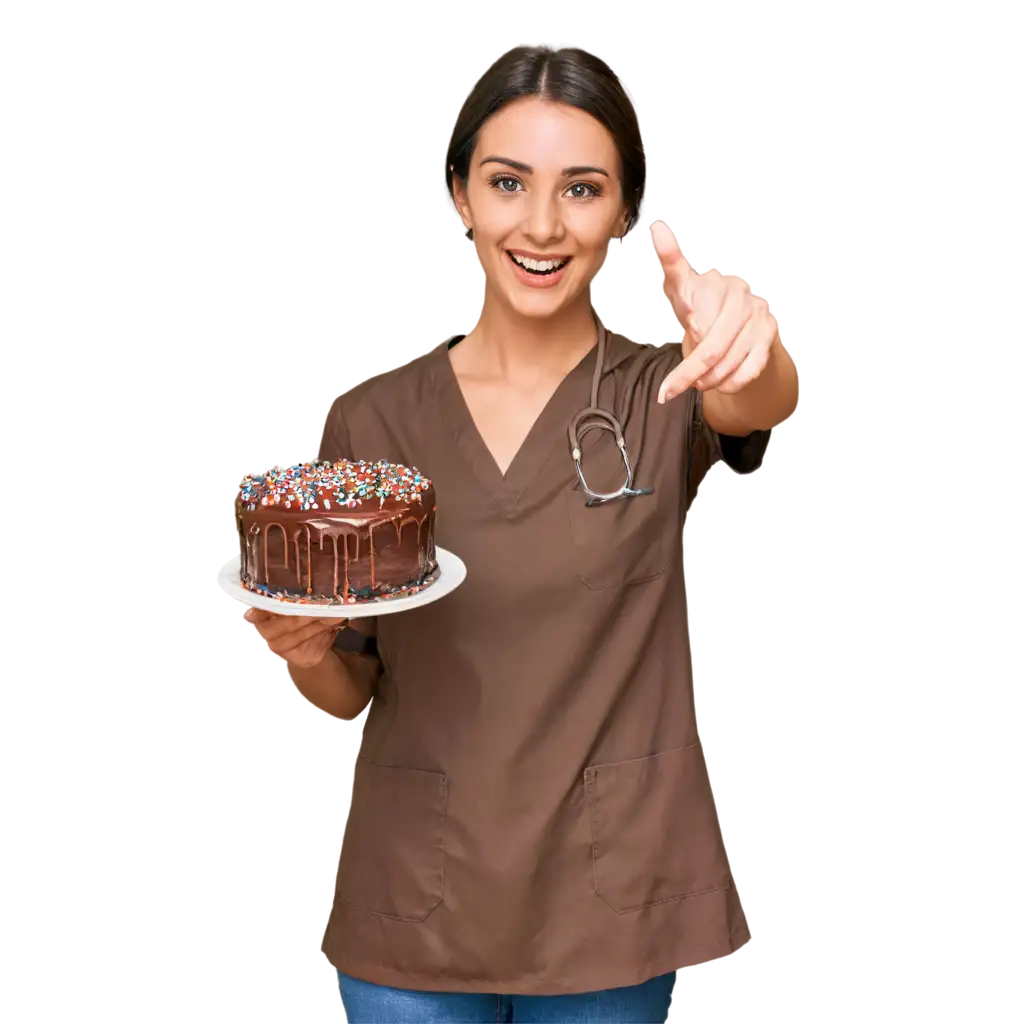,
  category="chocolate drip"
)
[236,484,436,603]
[368,523,377,590]
[265,522,287,584]
[251,524,261,583]
[320,531,340,598]
[343,531,350,600]
[305,524,312,594]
